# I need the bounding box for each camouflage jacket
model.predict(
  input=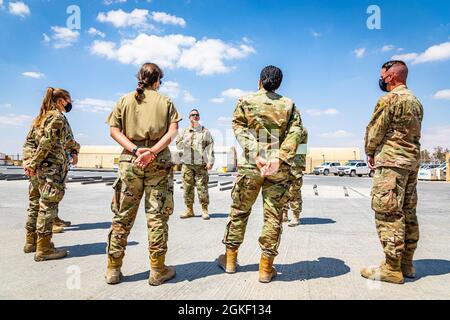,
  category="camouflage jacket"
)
[233,89,306,168]
[24,110,80,171]
[365,85,423,171]
[176,125,215,165]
